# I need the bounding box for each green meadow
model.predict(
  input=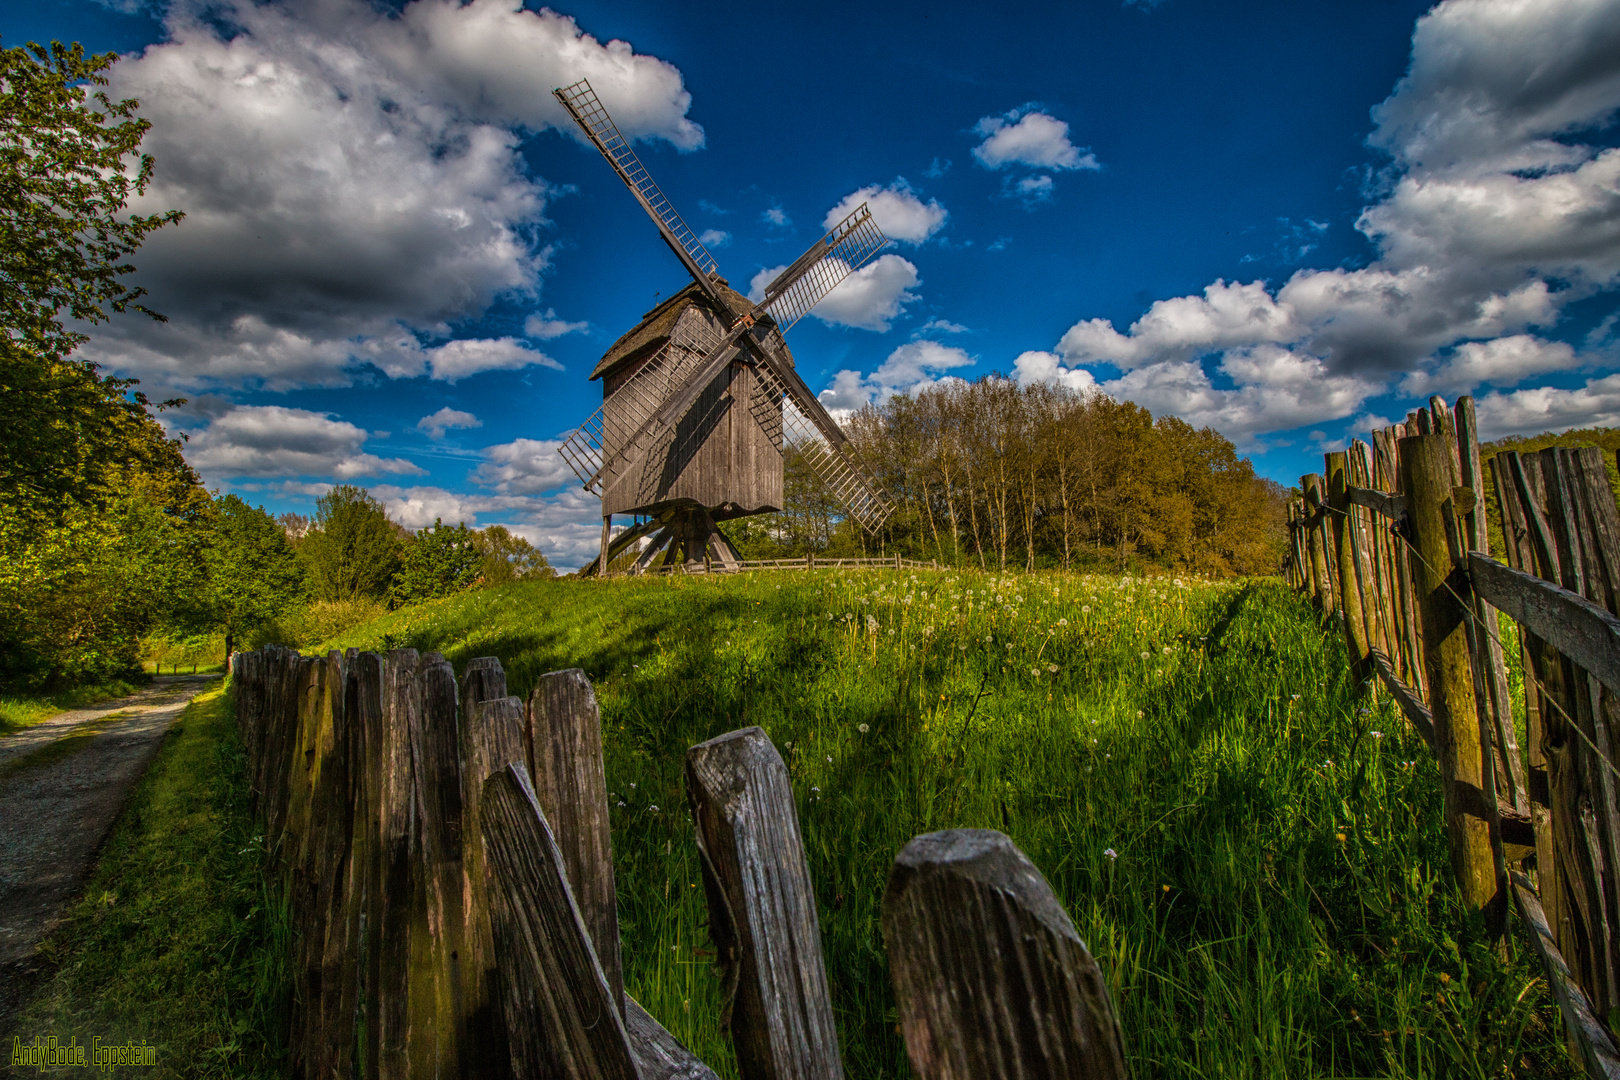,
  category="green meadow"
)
[319,569,1572,1079]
